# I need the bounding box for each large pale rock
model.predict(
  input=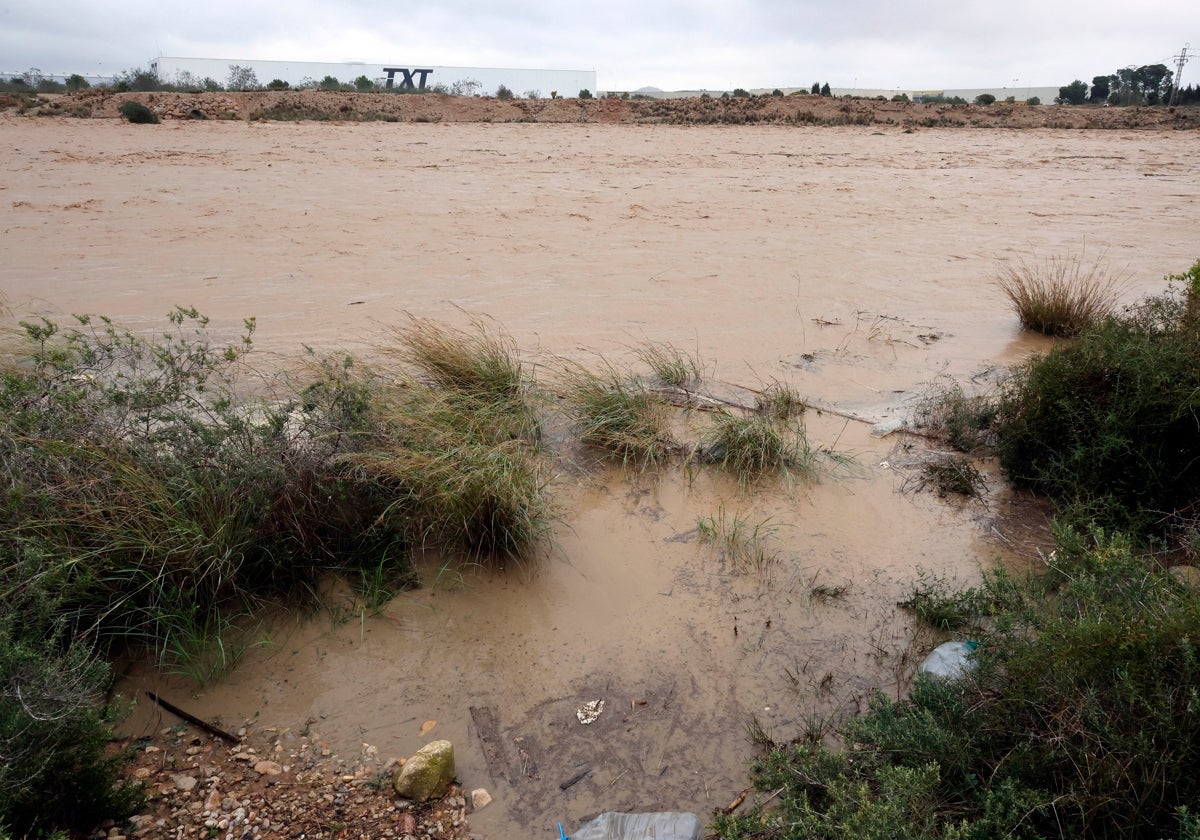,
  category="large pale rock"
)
[1168,565,1200,592]
[392,740,456,802]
